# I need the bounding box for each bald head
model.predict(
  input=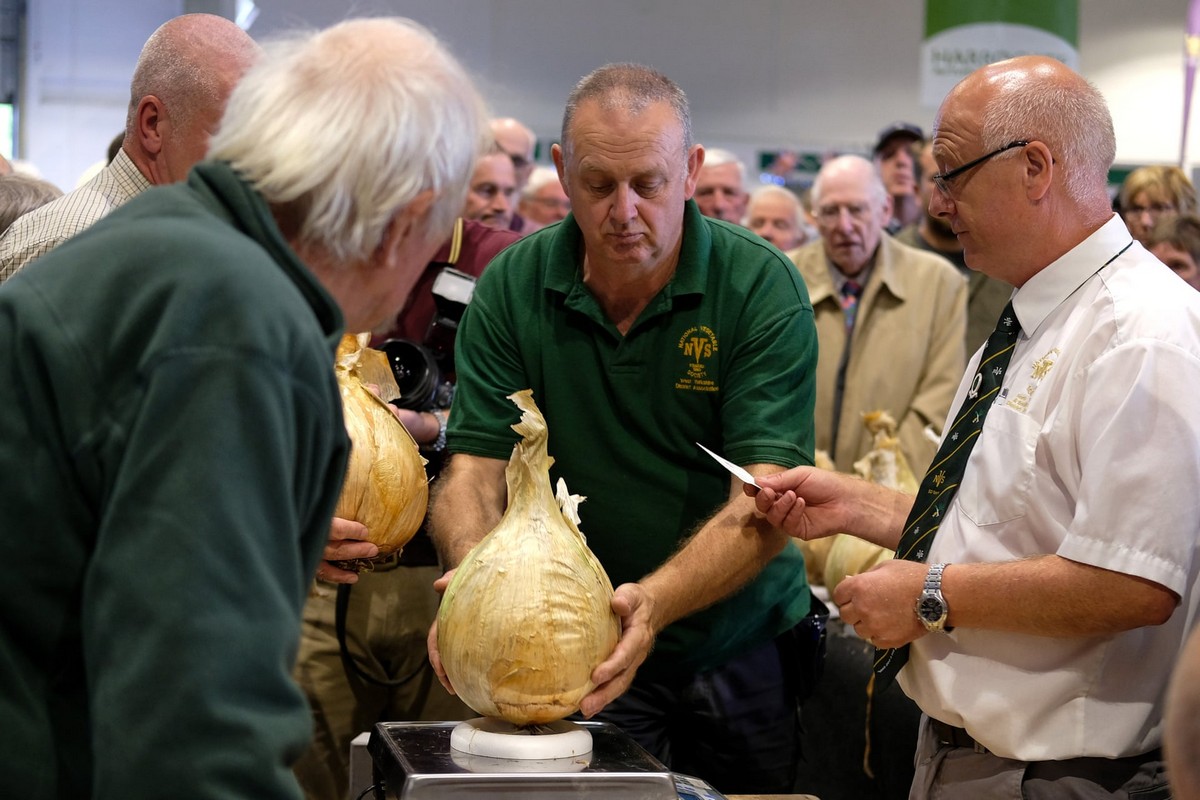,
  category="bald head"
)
[125,14,261,184]
[939,55,1114,209]
[927,56,1117,284]
[812,155,891,276]
[490,117,536,189]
